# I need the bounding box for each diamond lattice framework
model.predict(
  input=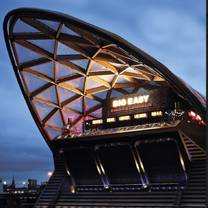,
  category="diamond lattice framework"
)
[4,8,206,142]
